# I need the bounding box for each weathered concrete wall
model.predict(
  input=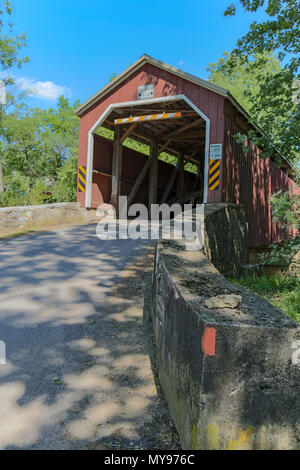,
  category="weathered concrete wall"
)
[0,203,96,236]
[150,239,300,450]
[203,203,248,278]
